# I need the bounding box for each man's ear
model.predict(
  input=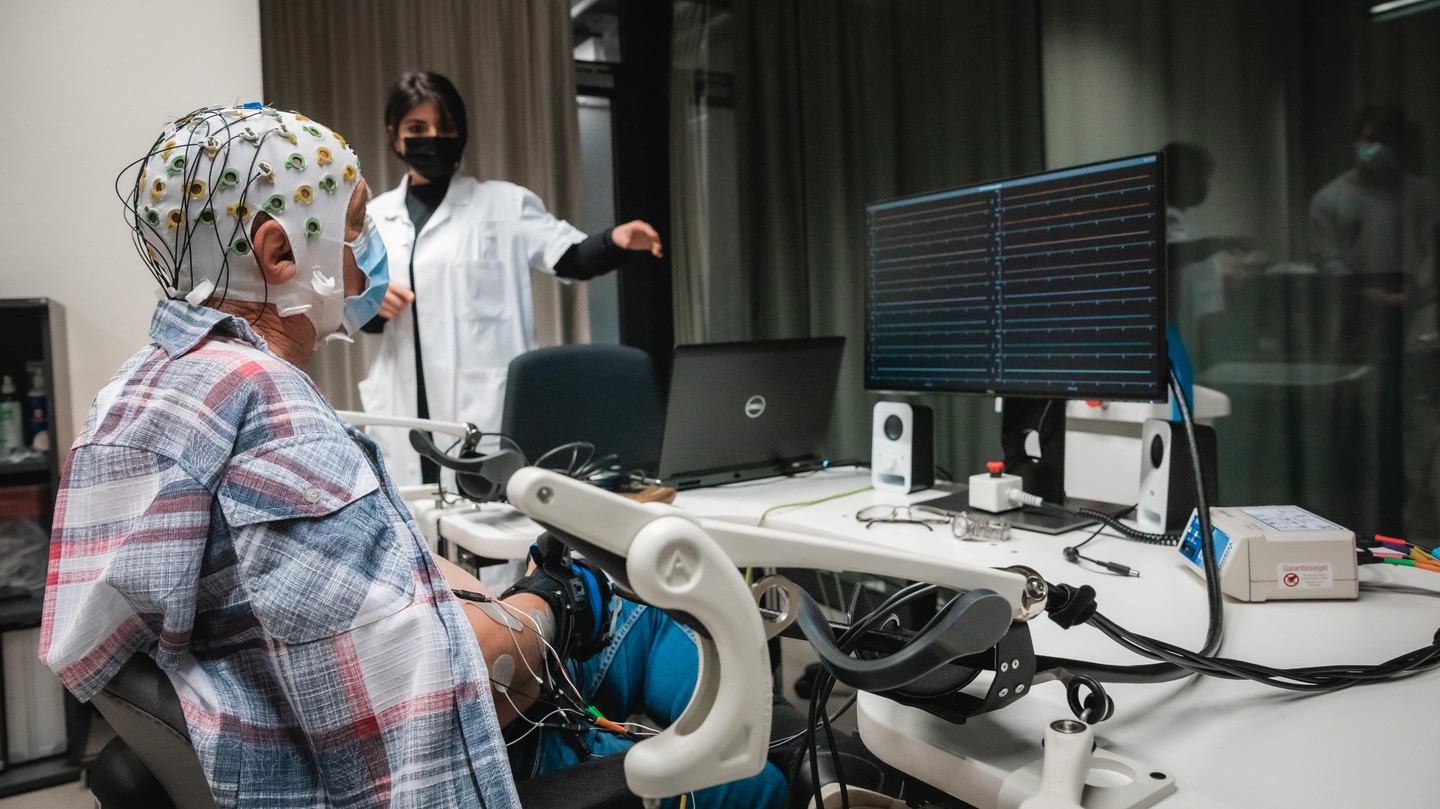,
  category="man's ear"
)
[252,218,296,287]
